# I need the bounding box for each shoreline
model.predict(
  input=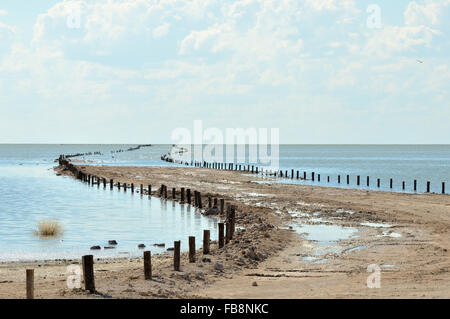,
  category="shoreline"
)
[0,164,449,298]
